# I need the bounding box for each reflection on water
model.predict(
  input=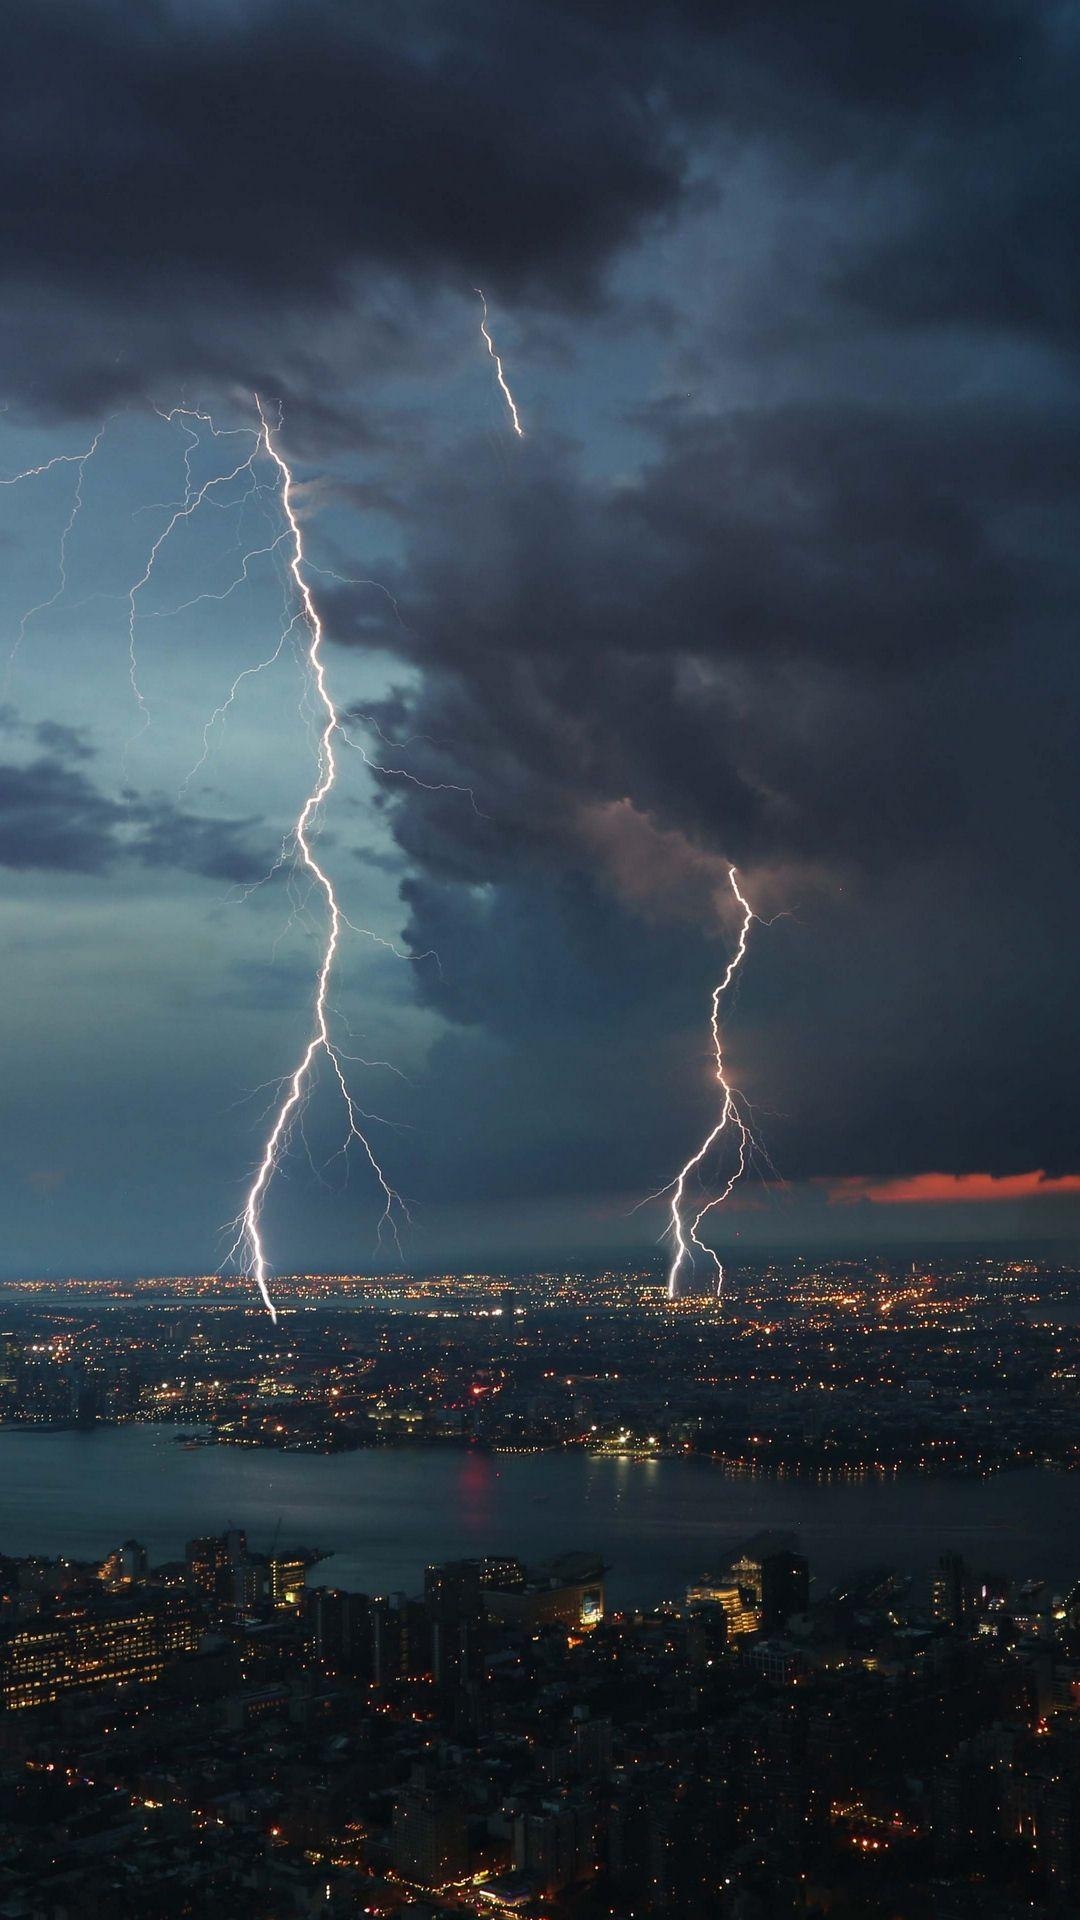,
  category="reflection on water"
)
[1,1428,1077,1607]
